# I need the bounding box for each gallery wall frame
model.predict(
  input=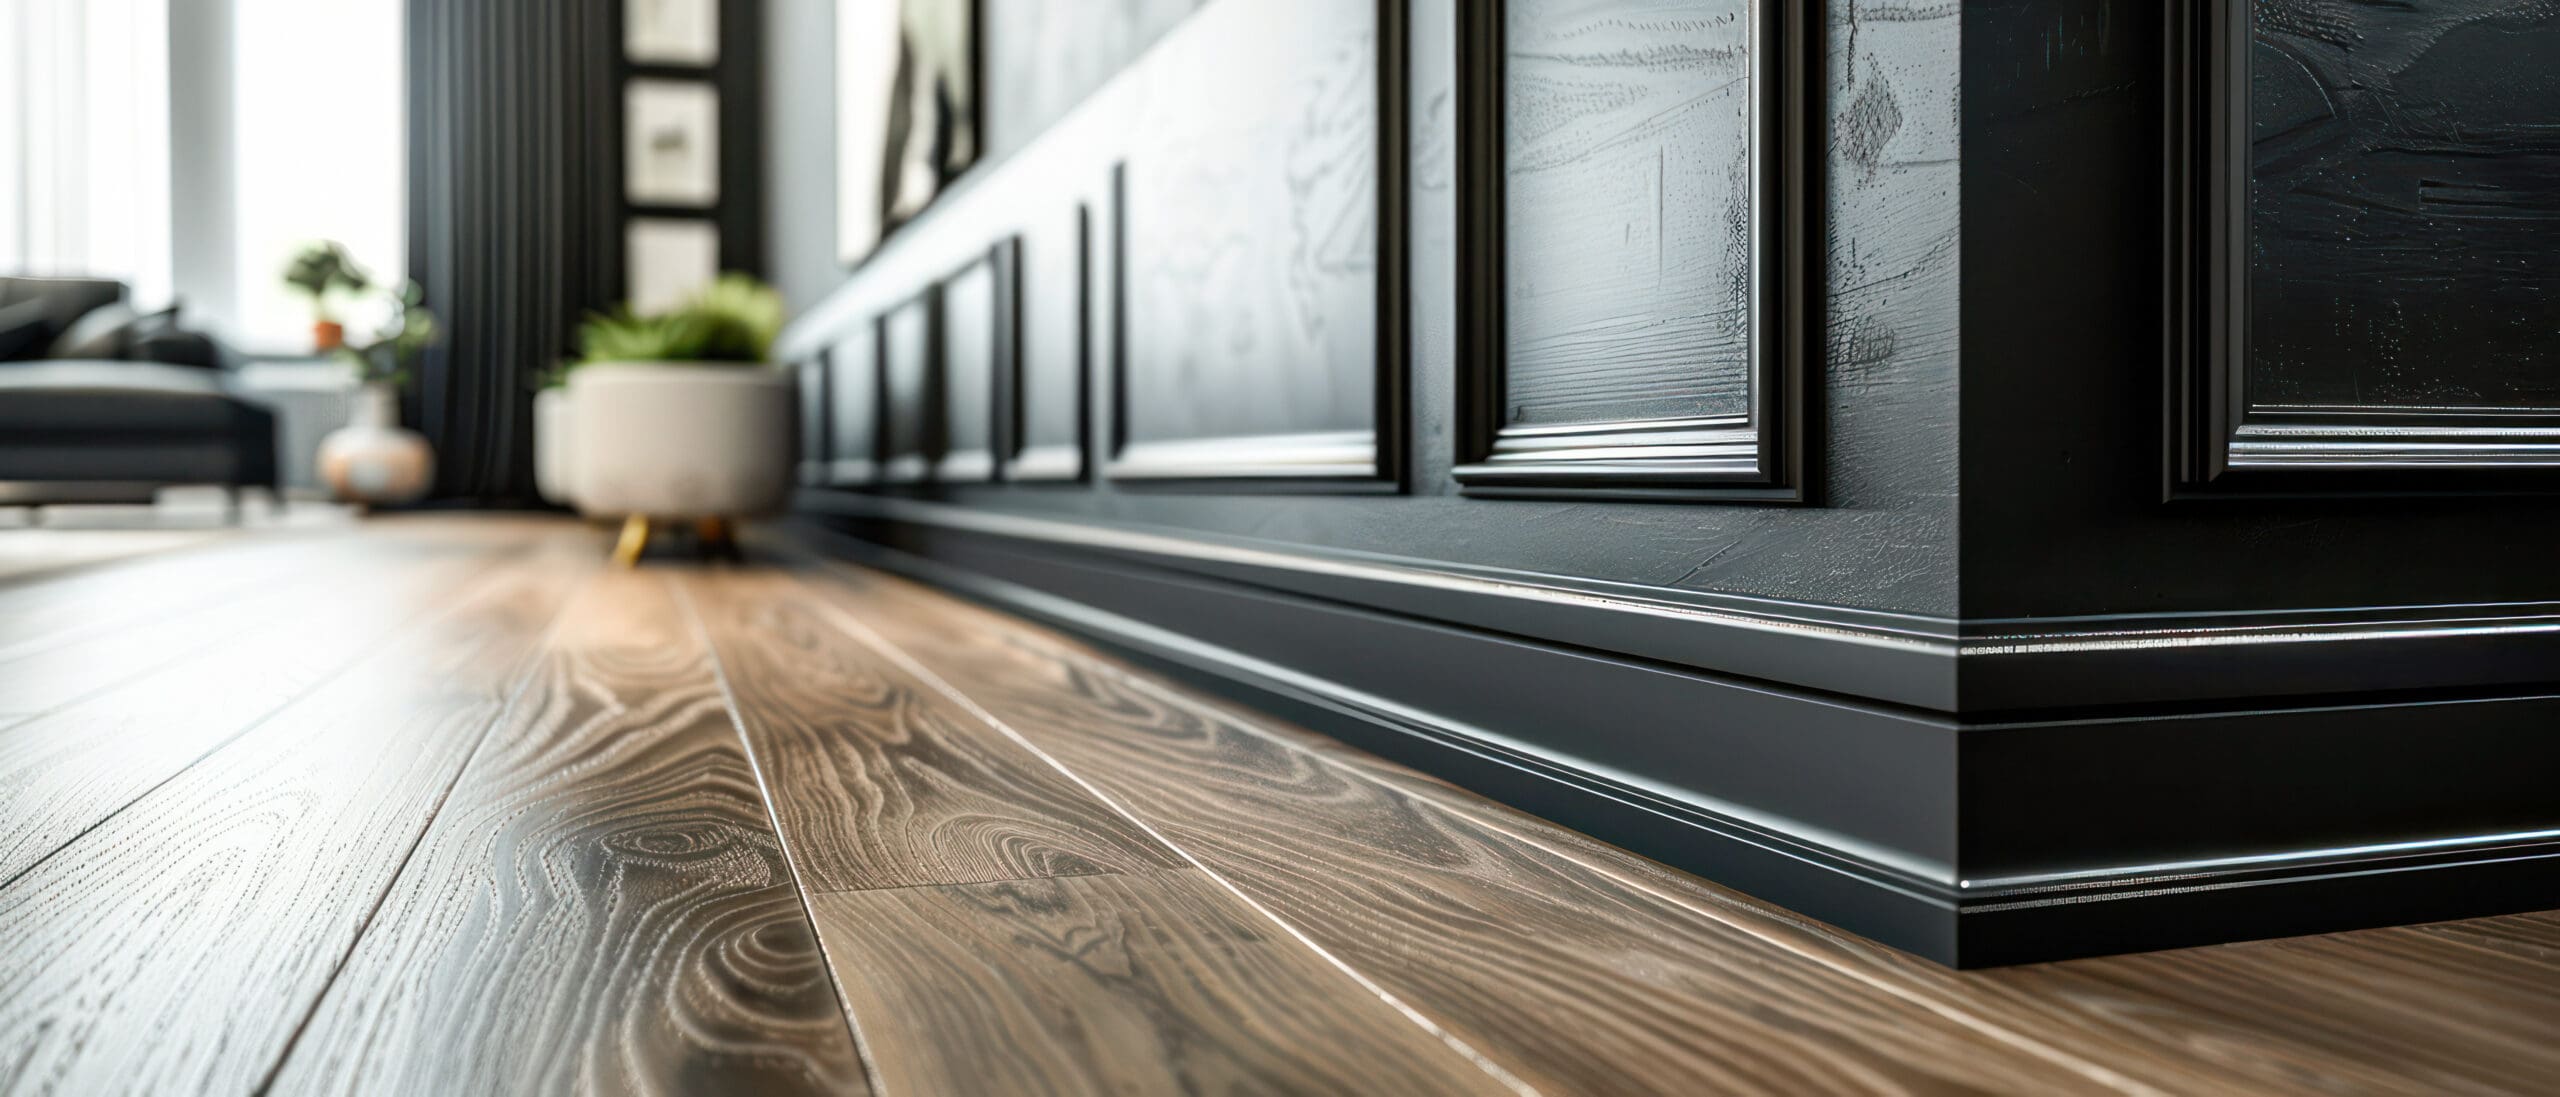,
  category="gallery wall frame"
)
[614,0,762,307]
[2165,0,2560,495]
[626,0,719,65]
[837,0,987,265]
[1452,0,1816,502]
